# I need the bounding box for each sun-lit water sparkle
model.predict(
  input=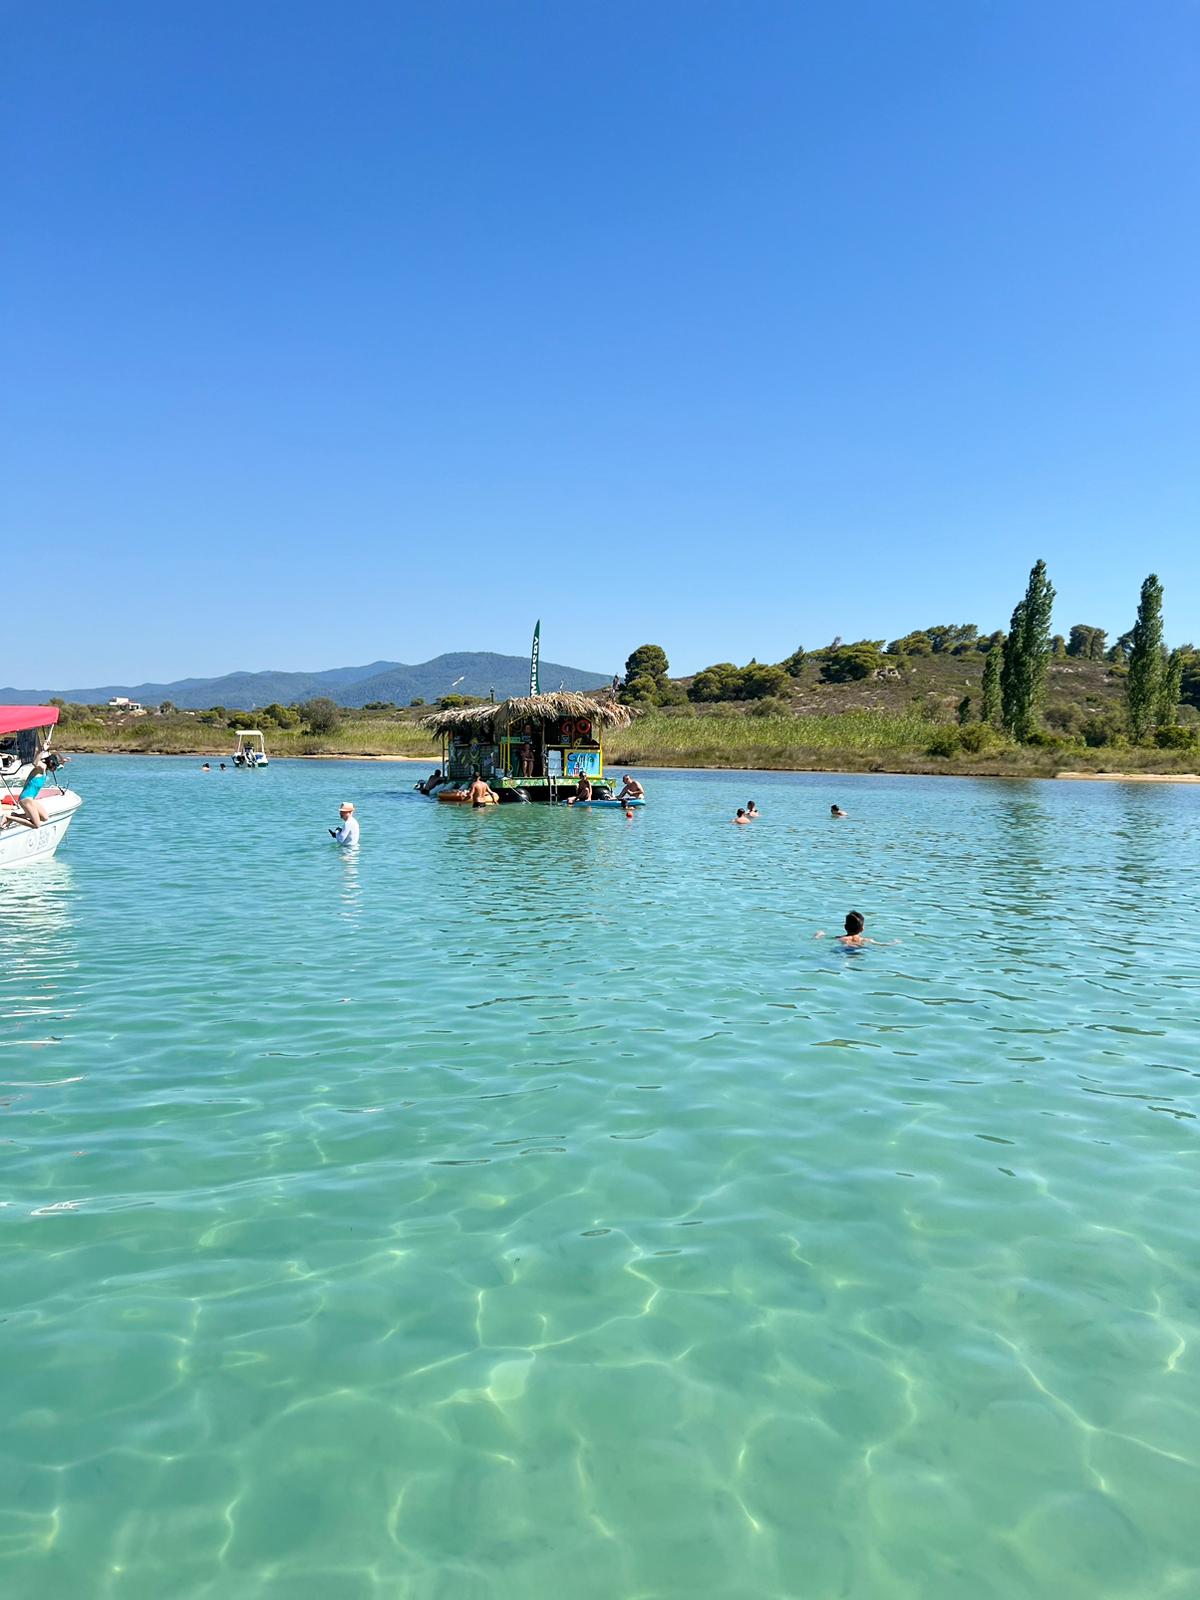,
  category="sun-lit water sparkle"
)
[2,757,1199,1599]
